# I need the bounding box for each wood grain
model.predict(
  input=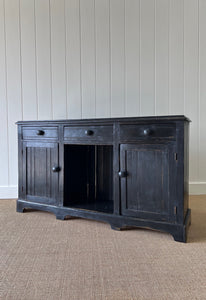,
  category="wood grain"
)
[17,116,191,242]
